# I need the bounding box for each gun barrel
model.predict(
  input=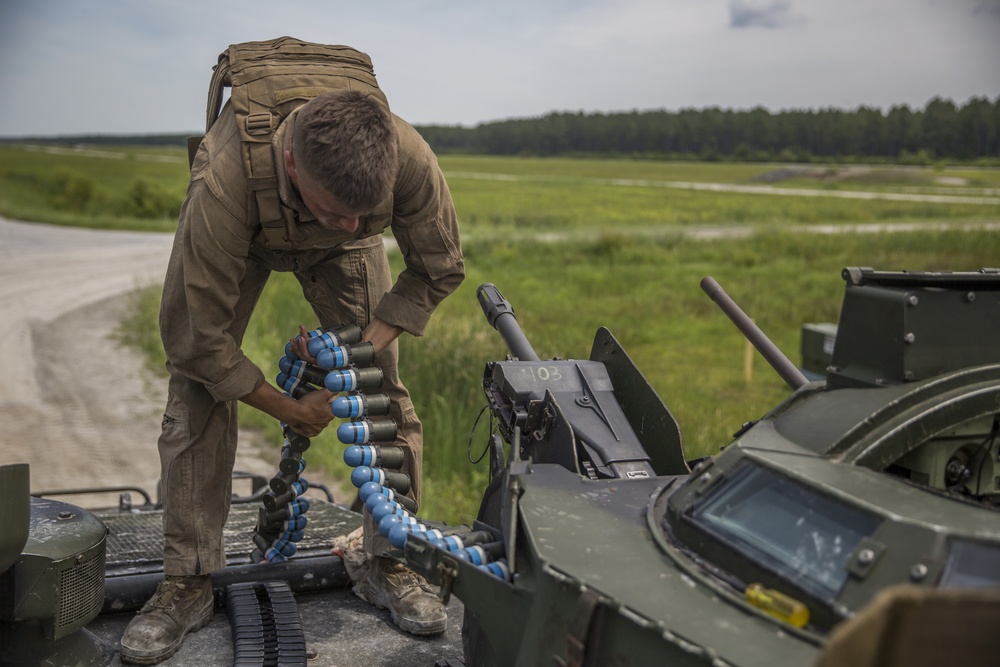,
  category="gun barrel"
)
[700,276,809,391]
[477,283,540,362]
